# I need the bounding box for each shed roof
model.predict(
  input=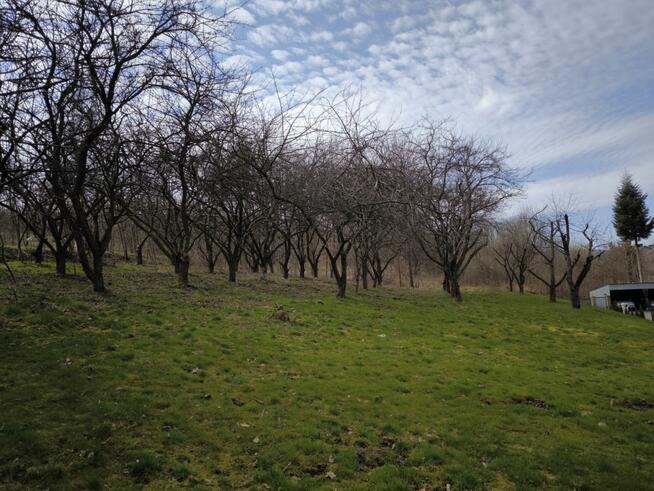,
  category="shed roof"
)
[589,283,654,297]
